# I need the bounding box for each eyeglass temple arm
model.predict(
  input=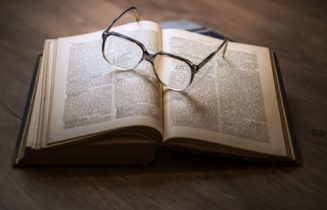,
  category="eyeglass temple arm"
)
[197,38,229,69]
[104,7,140,33]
